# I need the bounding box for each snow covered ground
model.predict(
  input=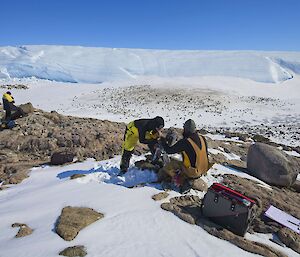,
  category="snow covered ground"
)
[0,45,299,257]
[0,156,298,257]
